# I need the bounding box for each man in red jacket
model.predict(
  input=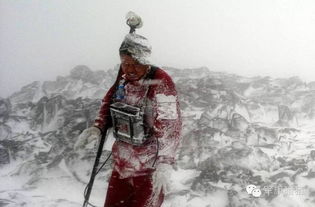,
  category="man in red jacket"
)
[76,13,182,207]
